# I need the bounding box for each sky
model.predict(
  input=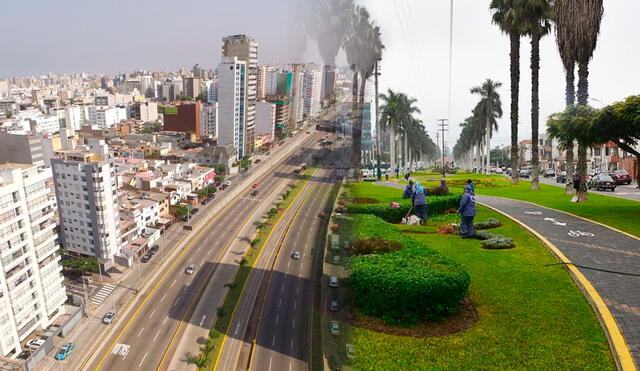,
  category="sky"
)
[2,0,639,150]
